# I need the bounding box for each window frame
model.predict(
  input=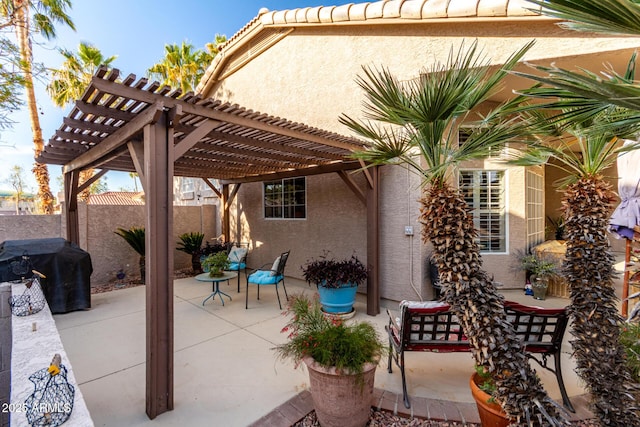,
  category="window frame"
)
[458,169,508,254]
[263,177,307,220]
